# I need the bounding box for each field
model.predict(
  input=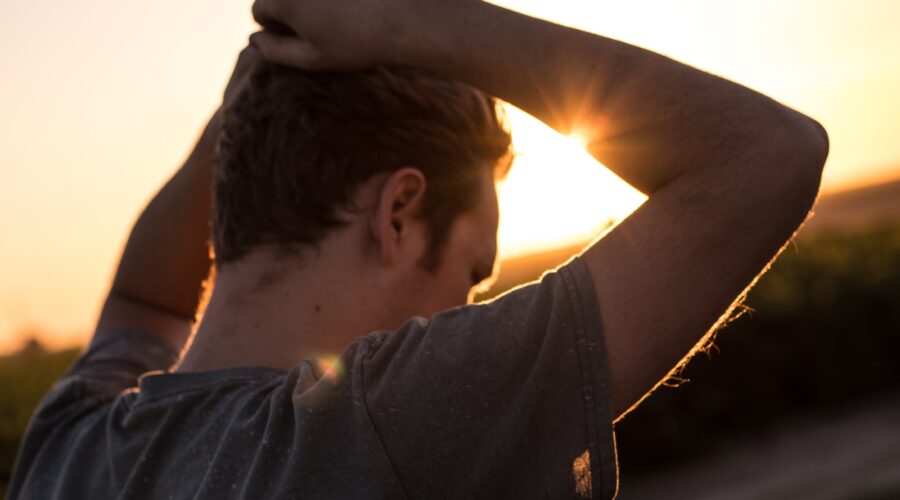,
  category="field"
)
[2,179,899,497]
